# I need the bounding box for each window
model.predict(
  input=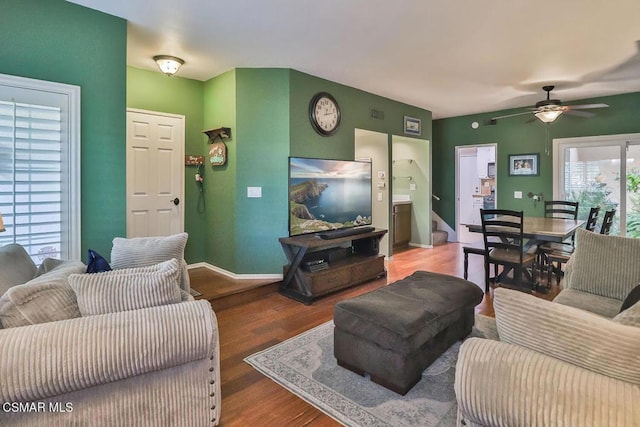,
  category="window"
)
[553,134,640,237]
[0,74,80,262]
